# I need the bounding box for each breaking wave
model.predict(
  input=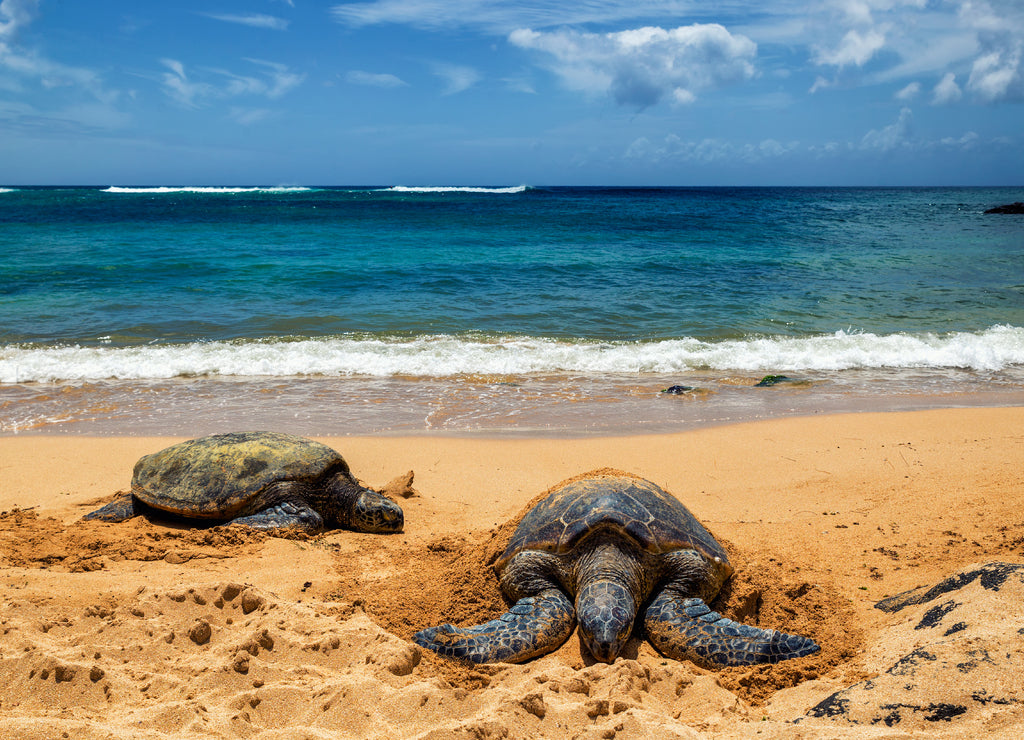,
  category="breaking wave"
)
[383,185,530,194]
[103,186,314,194]
[3,326,1023,383]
